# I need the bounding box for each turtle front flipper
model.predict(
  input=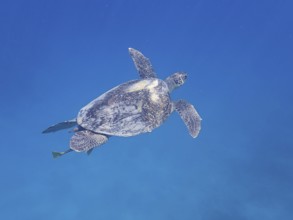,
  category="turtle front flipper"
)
[42,119,77,133]
[129,48,157,79]
[174,100,202,138]
[70,130,108,153]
